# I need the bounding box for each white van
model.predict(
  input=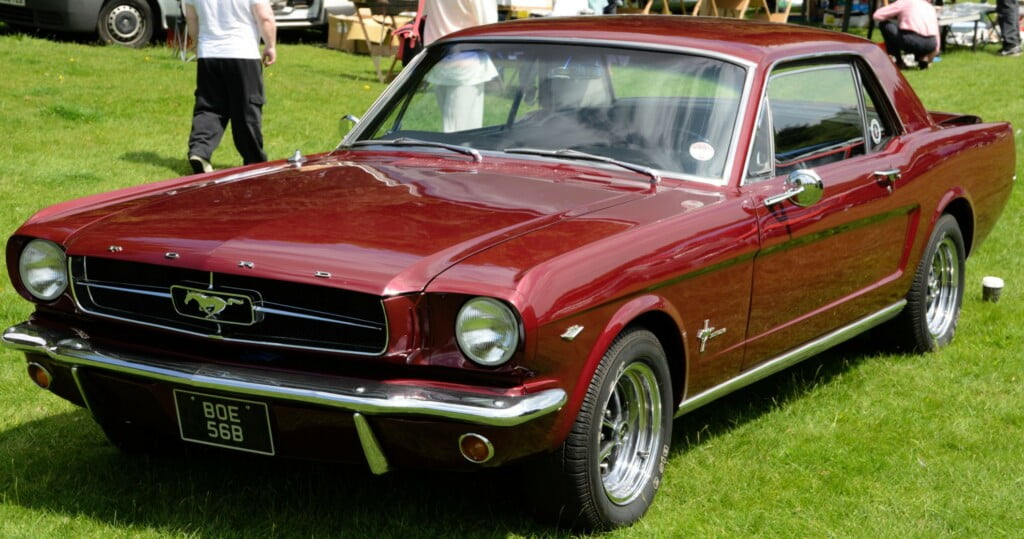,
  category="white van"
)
[0,0,355,47]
